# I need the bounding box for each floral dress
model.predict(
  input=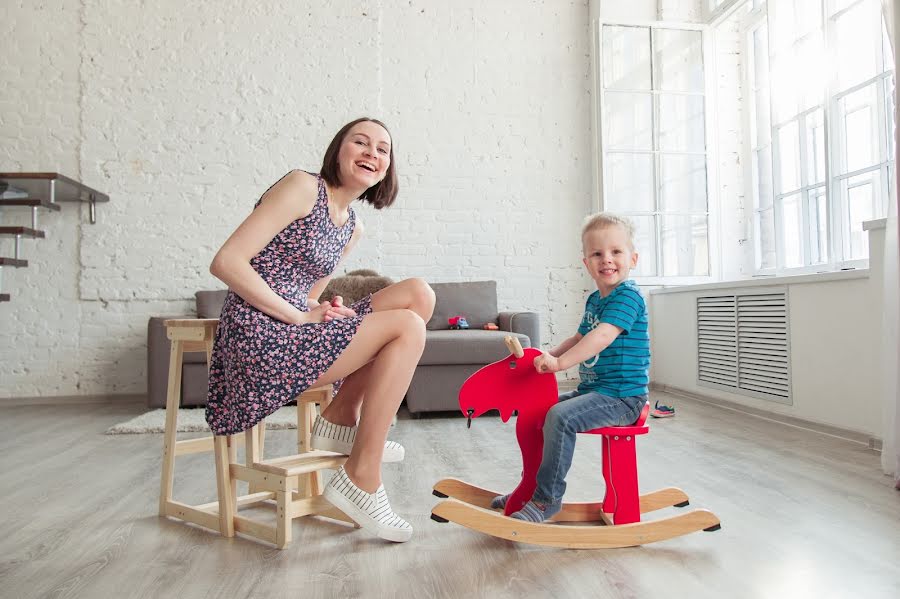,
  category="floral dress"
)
[205,173,373,435]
